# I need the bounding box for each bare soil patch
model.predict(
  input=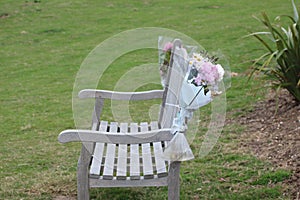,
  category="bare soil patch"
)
[237,89,300,199]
